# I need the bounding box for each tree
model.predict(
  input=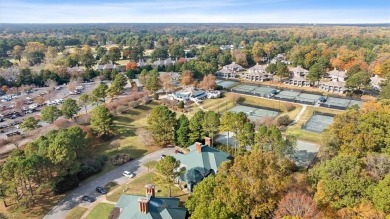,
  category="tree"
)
[107,73,127,97]
[154,156,185,197]
[144,70,161,94]
[364,153,390,182]
[252,41,264,64]
[189,111,205,143]
[186,152,292,218]
[372,174,390,213]
[345,71,371,90]
[199,74,216,91]
[96,47,107,60]
[107,47,121,63]
[90,105,113,136]
[125,62,138,71]
[309,155,372,210]
[20,117,38,131]
[175,115,190,148]
[12,45,23,62]
[41,106,61,123]
[151,47,169,60]
[168,43,185,59]
[276,62,289,79]
[265,63,277,74]
[264,42,274,63]
[274,190,319,219]
[147,106,176,147]
[80,45,95,68]
[91,83,108,103]
[201,111,220,146]
[307,63,325,84]
[61,98,79,119]
[159,72,175,94]
[78,93,89,114]
[180,71,194,87]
